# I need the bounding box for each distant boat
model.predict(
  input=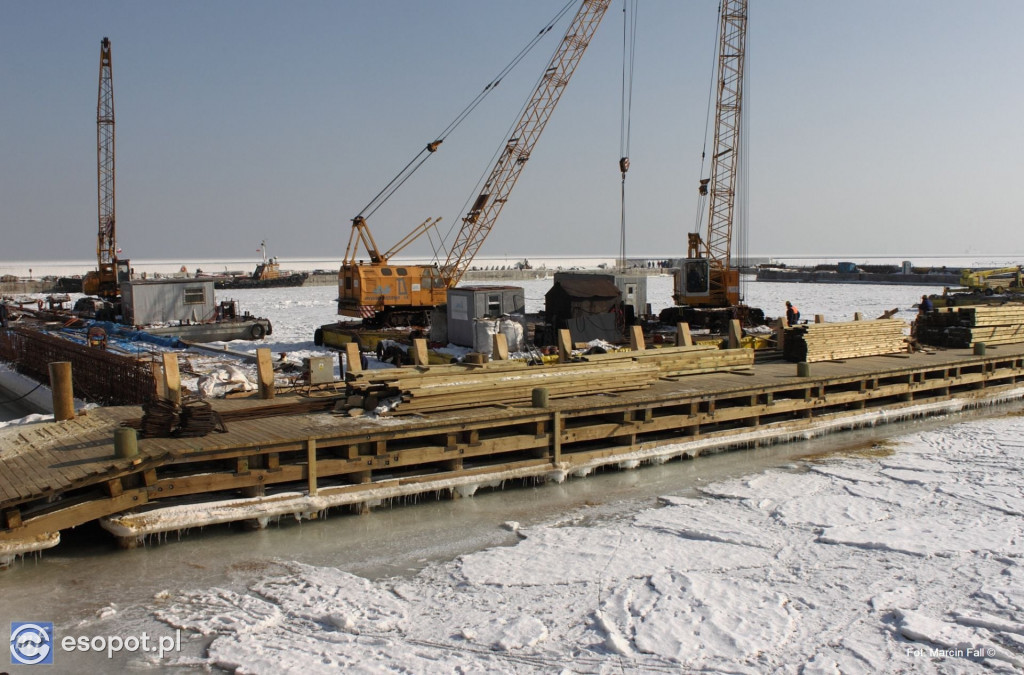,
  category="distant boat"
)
[206,242,309,289]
